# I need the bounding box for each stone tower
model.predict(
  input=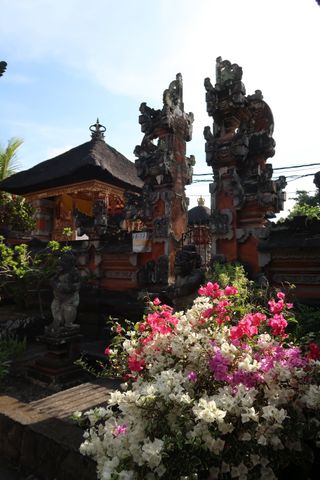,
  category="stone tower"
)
[134,73,194,284]
[204,57,286,275]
